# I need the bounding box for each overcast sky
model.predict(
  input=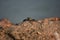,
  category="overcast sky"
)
[0,0,60,23]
